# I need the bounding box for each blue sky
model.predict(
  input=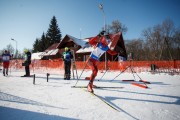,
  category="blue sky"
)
[0,0,180,52]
